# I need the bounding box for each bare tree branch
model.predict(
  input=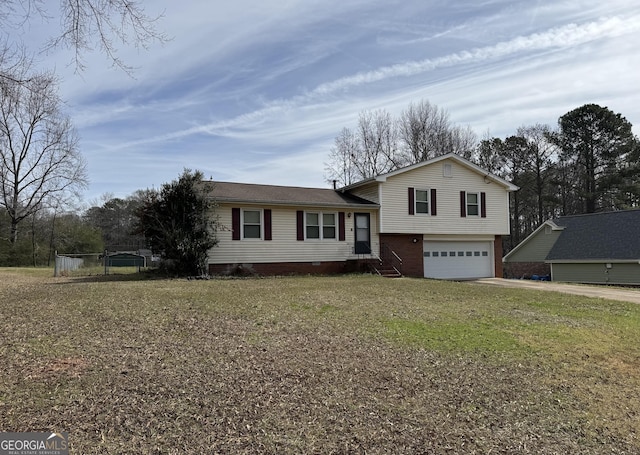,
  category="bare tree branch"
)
[0,0,168,76]
[0,71,87,242]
